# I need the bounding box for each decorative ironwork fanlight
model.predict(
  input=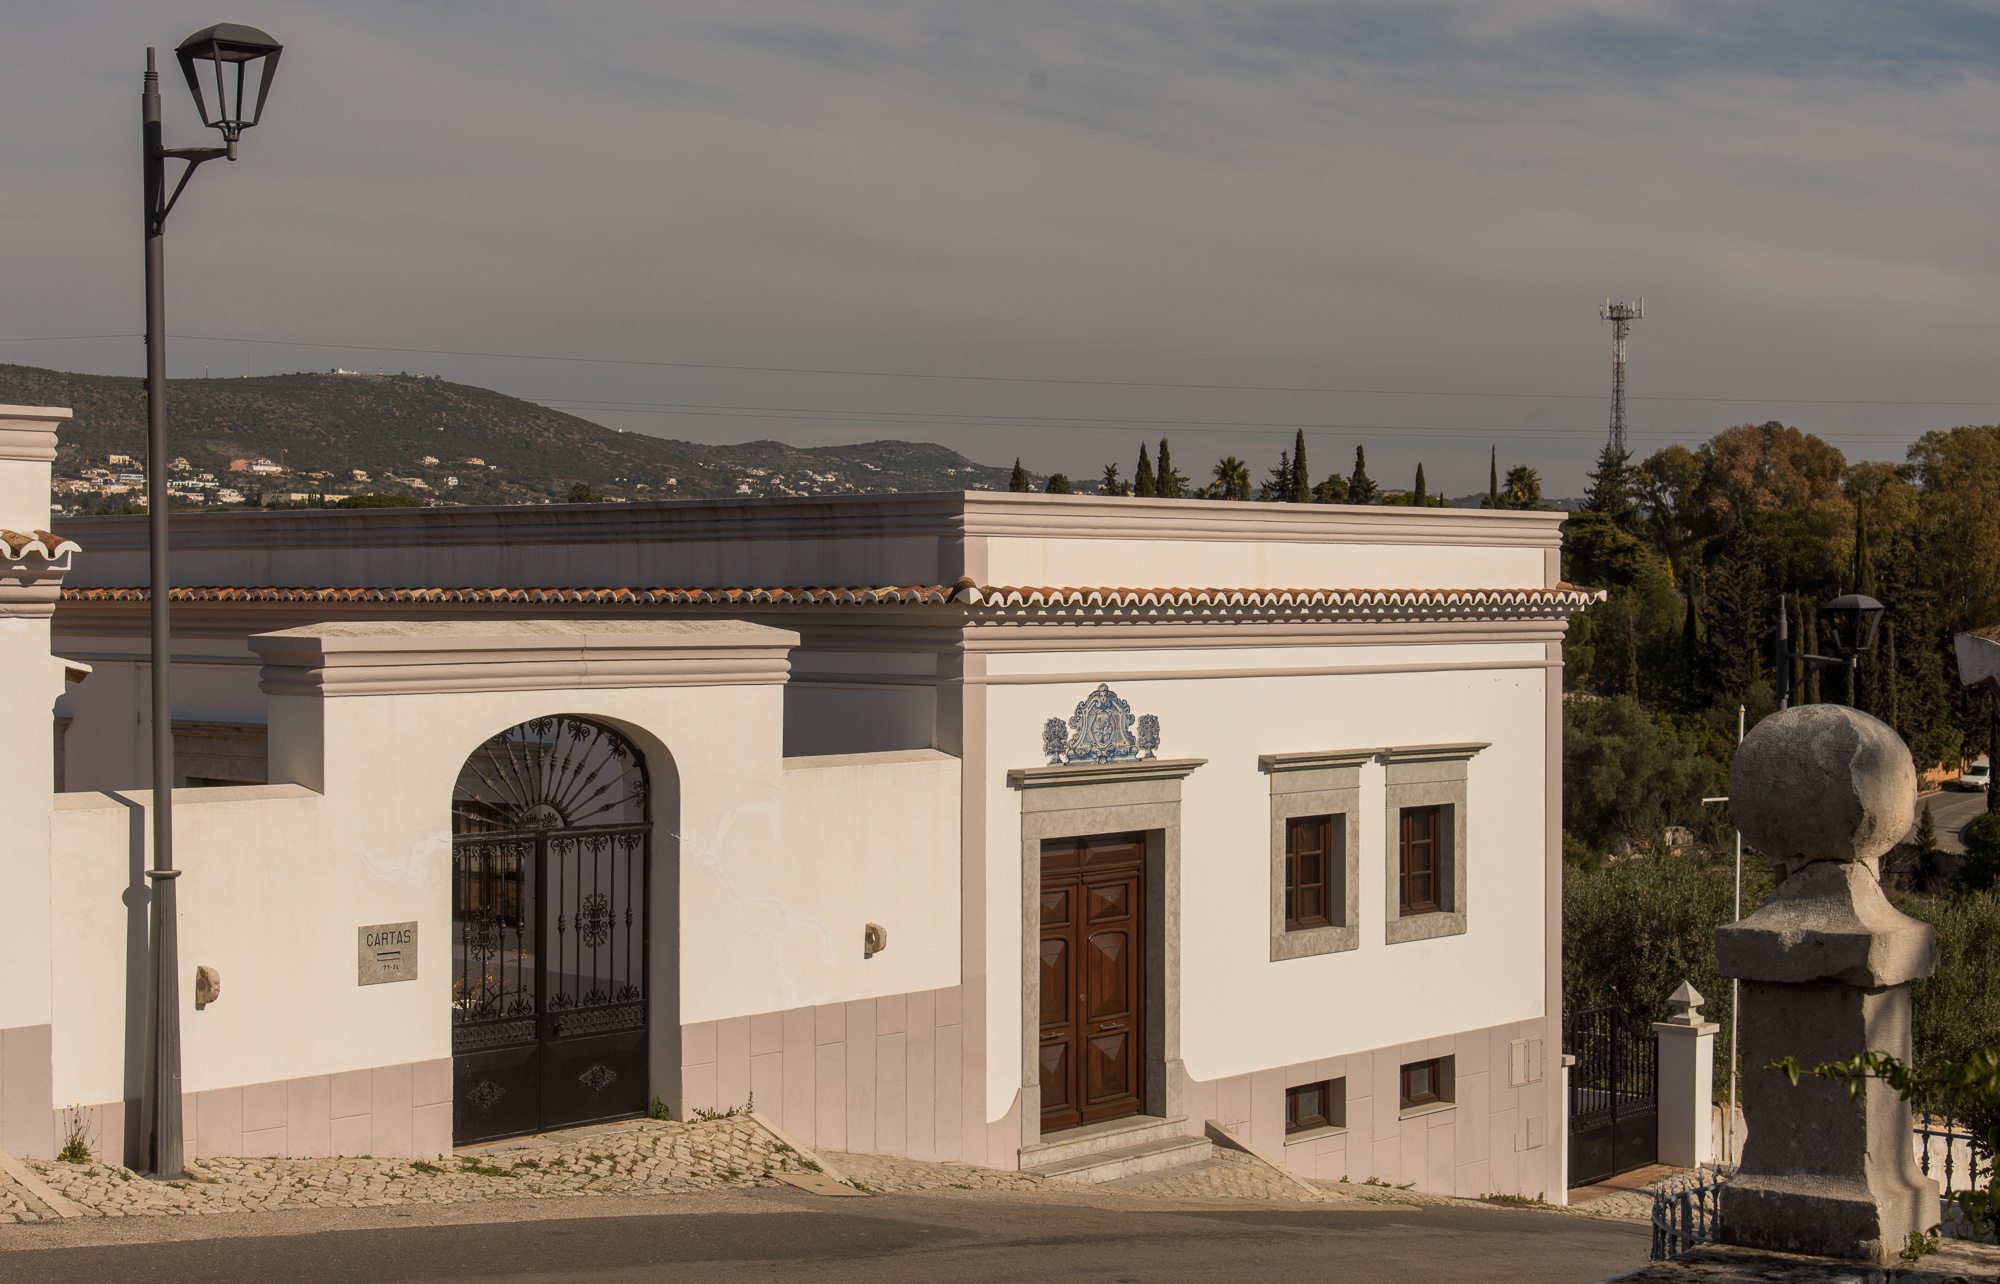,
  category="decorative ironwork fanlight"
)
[453,716,648,834]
